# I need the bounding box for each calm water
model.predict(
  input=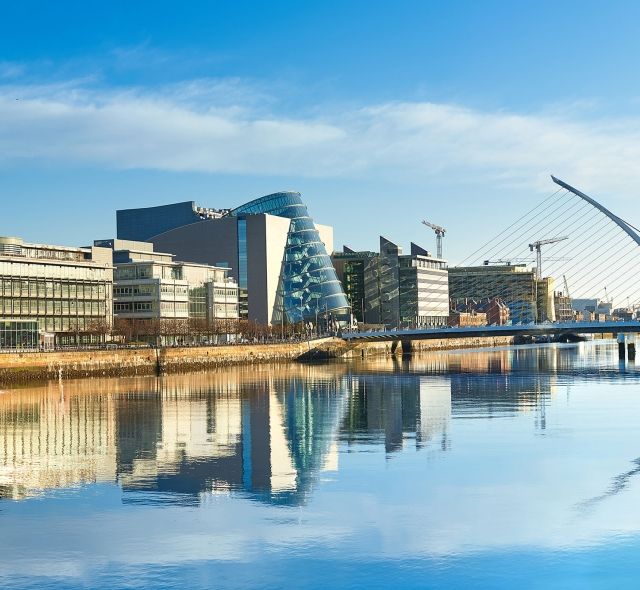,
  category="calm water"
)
[2,341,640,589]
